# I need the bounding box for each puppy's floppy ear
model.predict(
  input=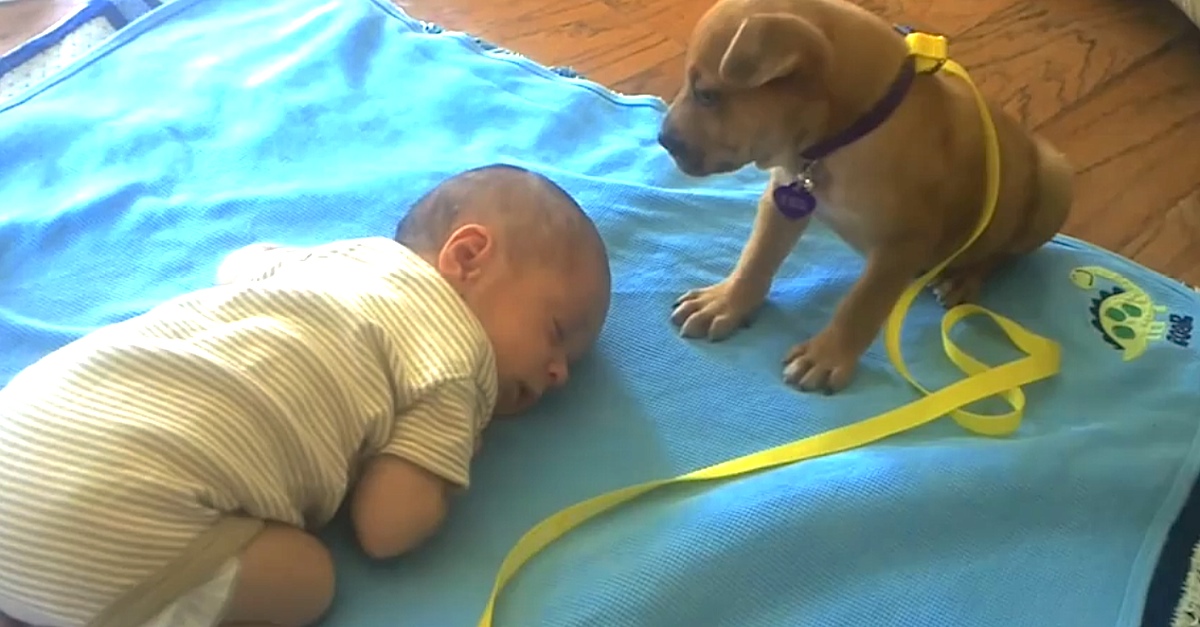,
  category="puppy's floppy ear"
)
[718,14,832,88]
